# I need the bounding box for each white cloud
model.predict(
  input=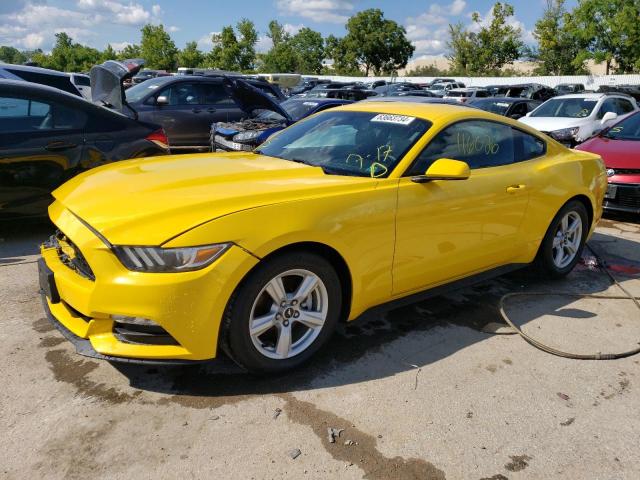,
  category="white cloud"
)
[22,33,45,49]
[109,41,132,52]
[469,6,535,44]
[405,1,468,56]
[168,25,180,32]
[255,35,272,53]
[197,31,220,50]
[283,23,304,35]
[0,1,166,51]
[276,0,354,24]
